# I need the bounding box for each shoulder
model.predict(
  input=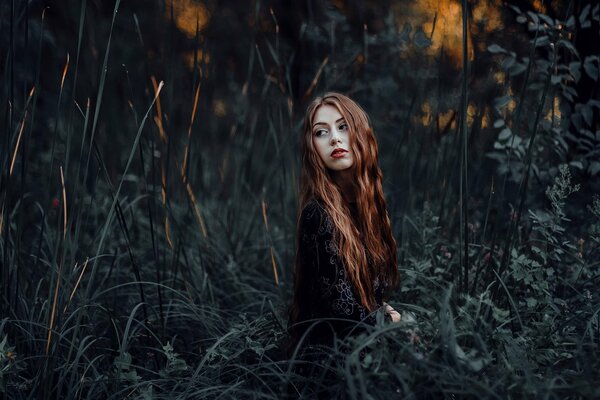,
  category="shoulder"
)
[300,199,325,220]
[299,199,333,235]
